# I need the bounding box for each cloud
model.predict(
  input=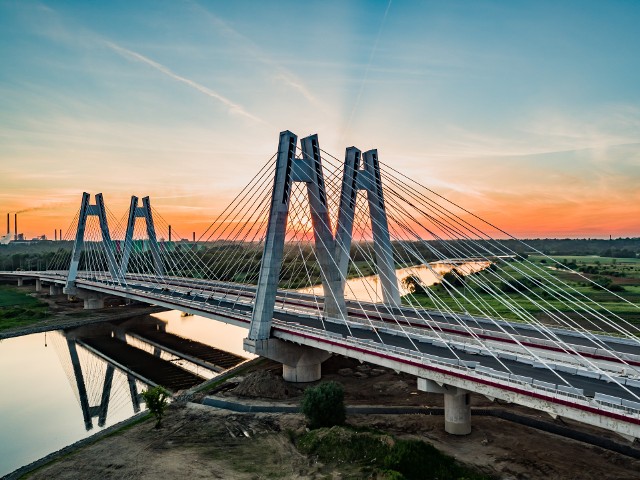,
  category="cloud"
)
[104,41,264,124]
